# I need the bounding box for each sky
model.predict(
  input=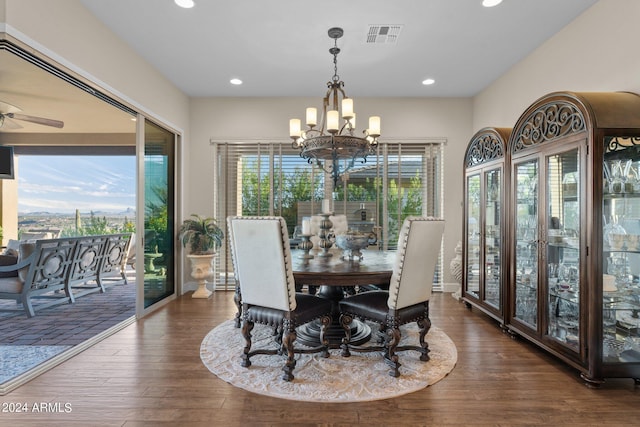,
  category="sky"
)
[17,155,136,214]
